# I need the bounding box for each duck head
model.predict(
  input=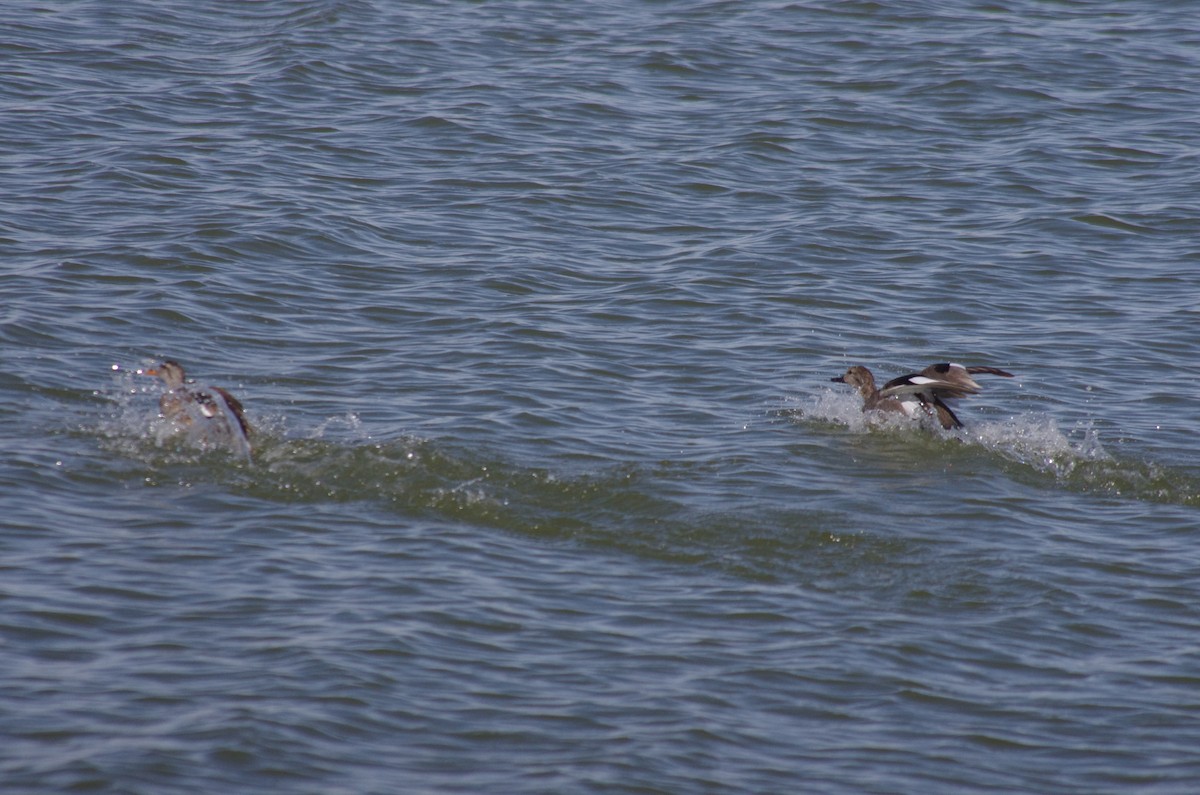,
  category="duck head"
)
[831,365,877,397]
[143,360,187,390]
